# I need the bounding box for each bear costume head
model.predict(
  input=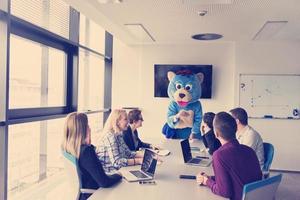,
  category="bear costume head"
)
[167,70,204,107]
